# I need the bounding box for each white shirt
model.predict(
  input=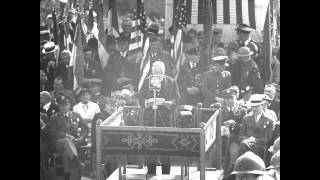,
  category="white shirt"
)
[120,50,128,58]
[43,102,51,112]
[73,101,100,121]
[190,62,196,69]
